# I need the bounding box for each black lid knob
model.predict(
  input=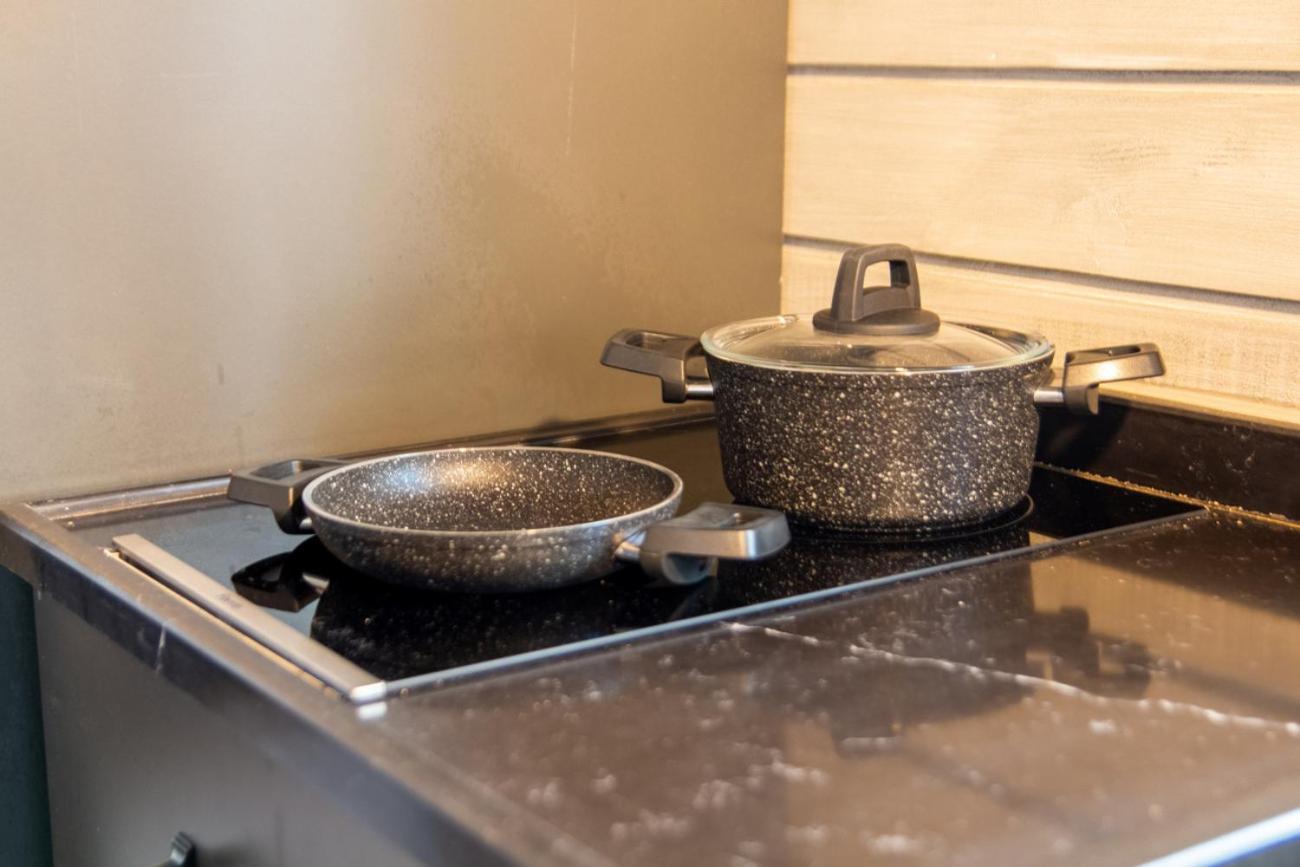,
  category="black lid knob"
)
[812,244,940,337]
